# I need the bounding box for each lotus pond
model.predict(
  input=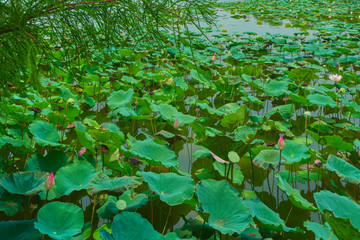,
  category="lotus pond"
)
[1,0,360,239]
